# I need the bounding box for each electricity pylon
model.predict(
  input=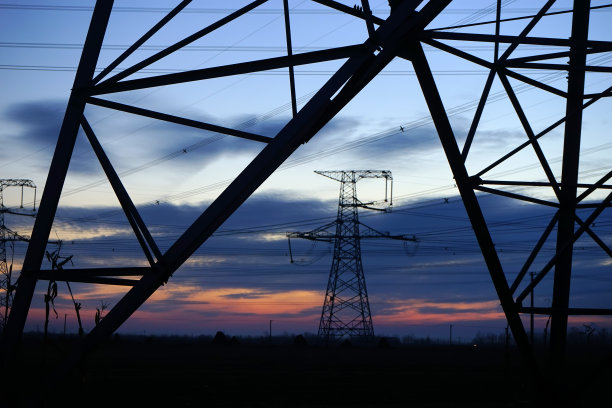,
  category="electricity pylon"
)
[2,3,609,403]
[288,170,416,342]
[0,180,36,332]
